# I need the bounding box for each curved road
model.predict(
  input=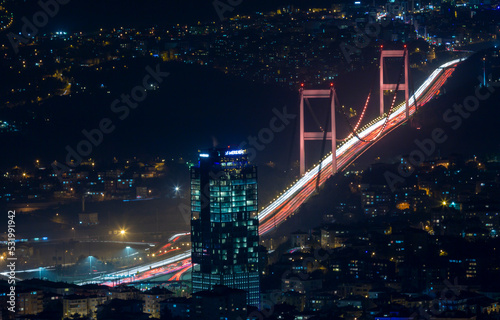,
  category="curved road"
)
[81,58,465,285]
